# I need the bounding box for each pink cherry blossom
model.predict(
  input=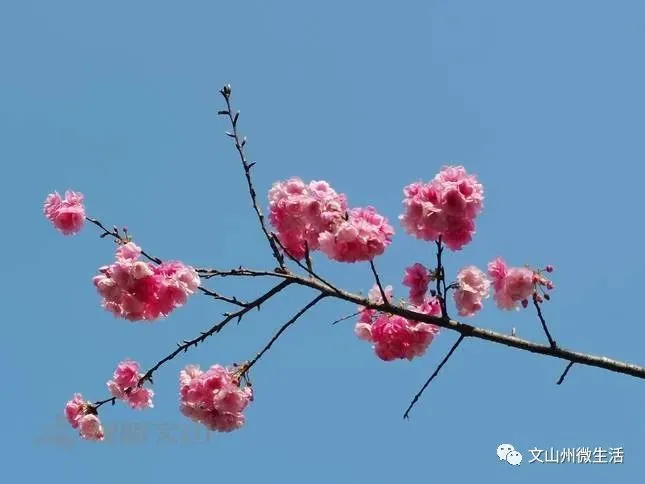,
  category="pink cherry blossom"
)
[65,393,87,429]
[370,314,440,361]
[43,190,85,235]
[453,265,490,317]
[268,178,347,259]
[356,293,442,361]
[93,242,200,321]
[64,394,105,441]
[402,263,432,305]
[107,360,154,409]
[179,364,253,433]
[400,166,483,251]
[487,258,554,310]
[78,414,105,441]
[318,206,394,262]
